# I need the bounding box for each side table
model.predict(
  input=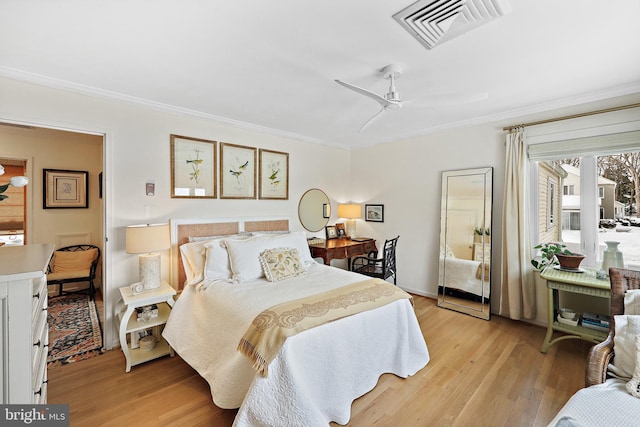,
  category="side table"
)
[540,267,610,353]
[115,281,176,372]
